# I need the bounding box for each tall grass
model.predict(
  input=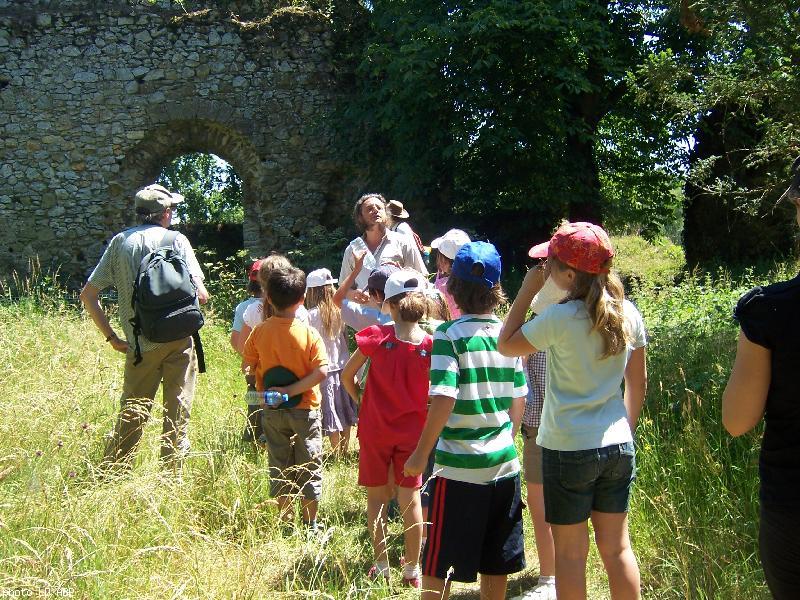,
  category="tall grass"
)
[627,266,797,599]
[1,258,793,598]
